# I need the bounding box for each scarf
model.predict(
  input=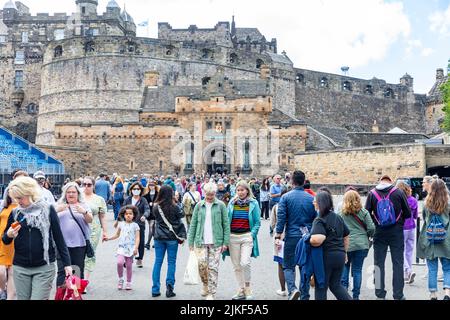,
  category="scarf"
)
[15,200,52,265]
[235,198,250,207]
